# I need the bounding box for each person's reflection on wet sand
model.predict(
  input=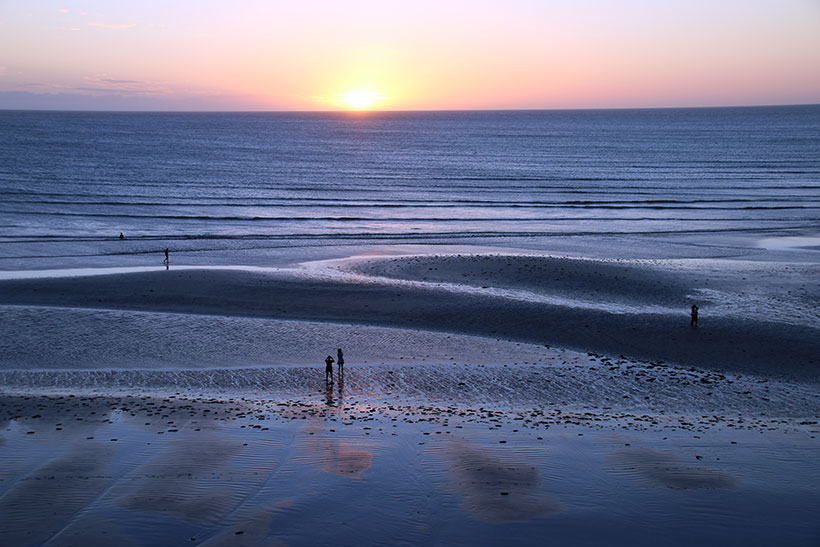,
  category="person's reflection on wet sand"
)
[337,370,344,404]
[325,380,335,406]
